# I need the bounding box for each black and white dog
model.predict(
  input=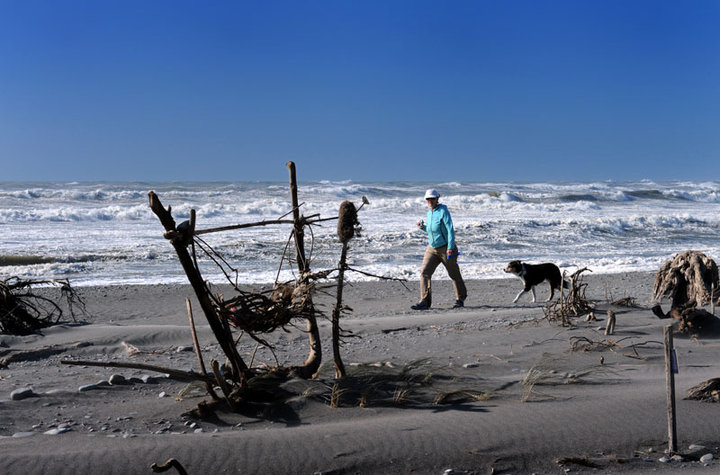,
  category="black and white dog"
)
[504,260,568,303]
